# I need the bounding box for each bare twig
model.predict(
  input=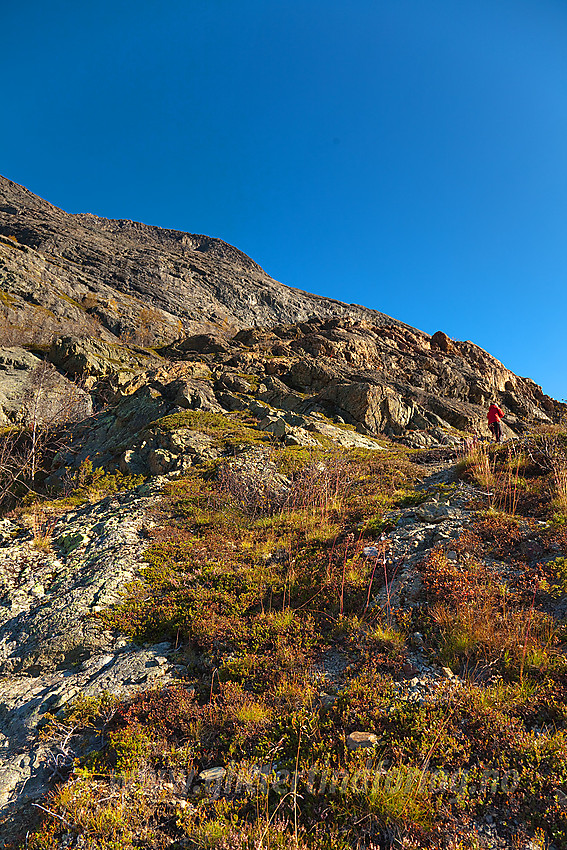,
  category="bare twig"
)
[31,802,74,828]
